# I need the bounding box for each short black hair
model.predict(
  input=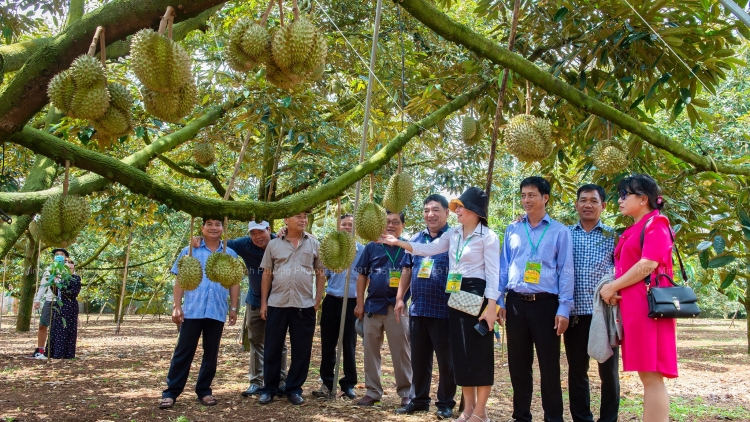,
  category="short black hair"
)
[577,184,606,202]
[423,194,449,209]
[201,217,223,226]
[618,174,664,211]
[520,176,551,196]
[339,213,353,220]
[386,210,406,224]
